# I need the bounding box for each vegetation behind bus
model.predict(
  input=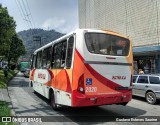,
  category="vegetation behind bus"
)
[0,4,26,66]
